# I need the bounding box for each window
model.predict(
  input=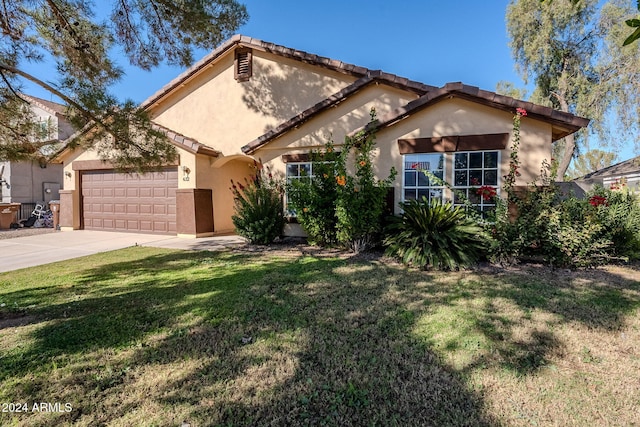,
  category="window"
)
[286,162,314,184]
[453,151,499,213]
[285,162,314,216]
[403,153,445,202]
